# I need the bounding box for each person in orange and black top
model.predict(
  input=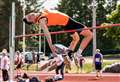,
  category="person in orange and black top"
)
[23,9,92,59]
